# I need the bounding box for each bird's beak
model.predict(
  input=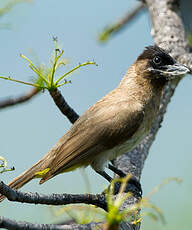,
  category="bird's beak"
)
[162,63,191,76]
[147,63,191,79]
